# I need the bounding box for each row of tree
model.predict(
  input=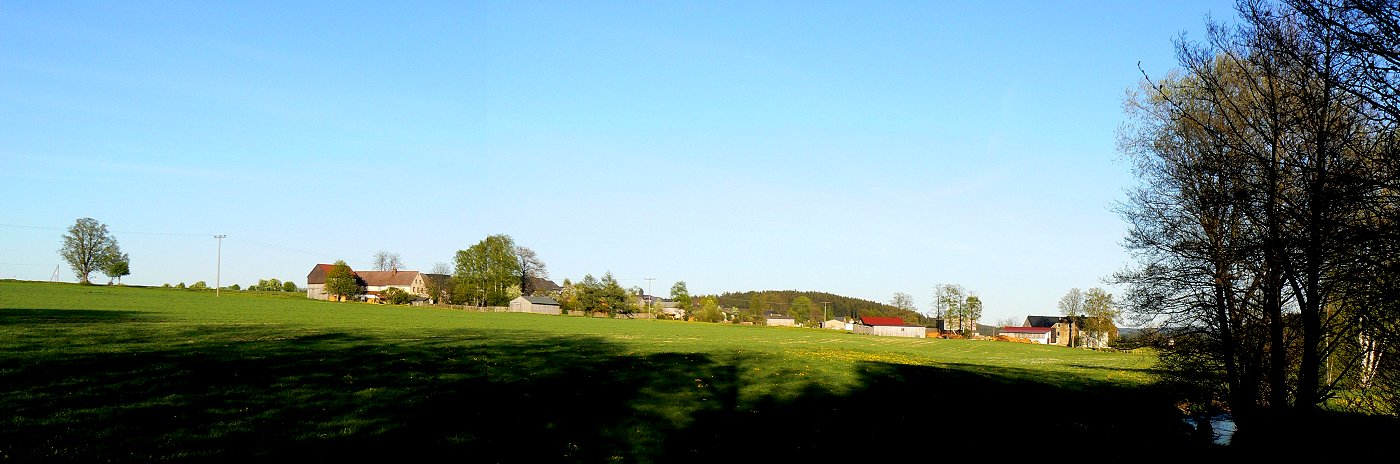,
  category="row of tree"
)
[1056,287,1120,348]
[555,272,632,316]
[245,278,298,292]
[931,284,983,334]
[718,290,924,325]
[1116,0,1398,428]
